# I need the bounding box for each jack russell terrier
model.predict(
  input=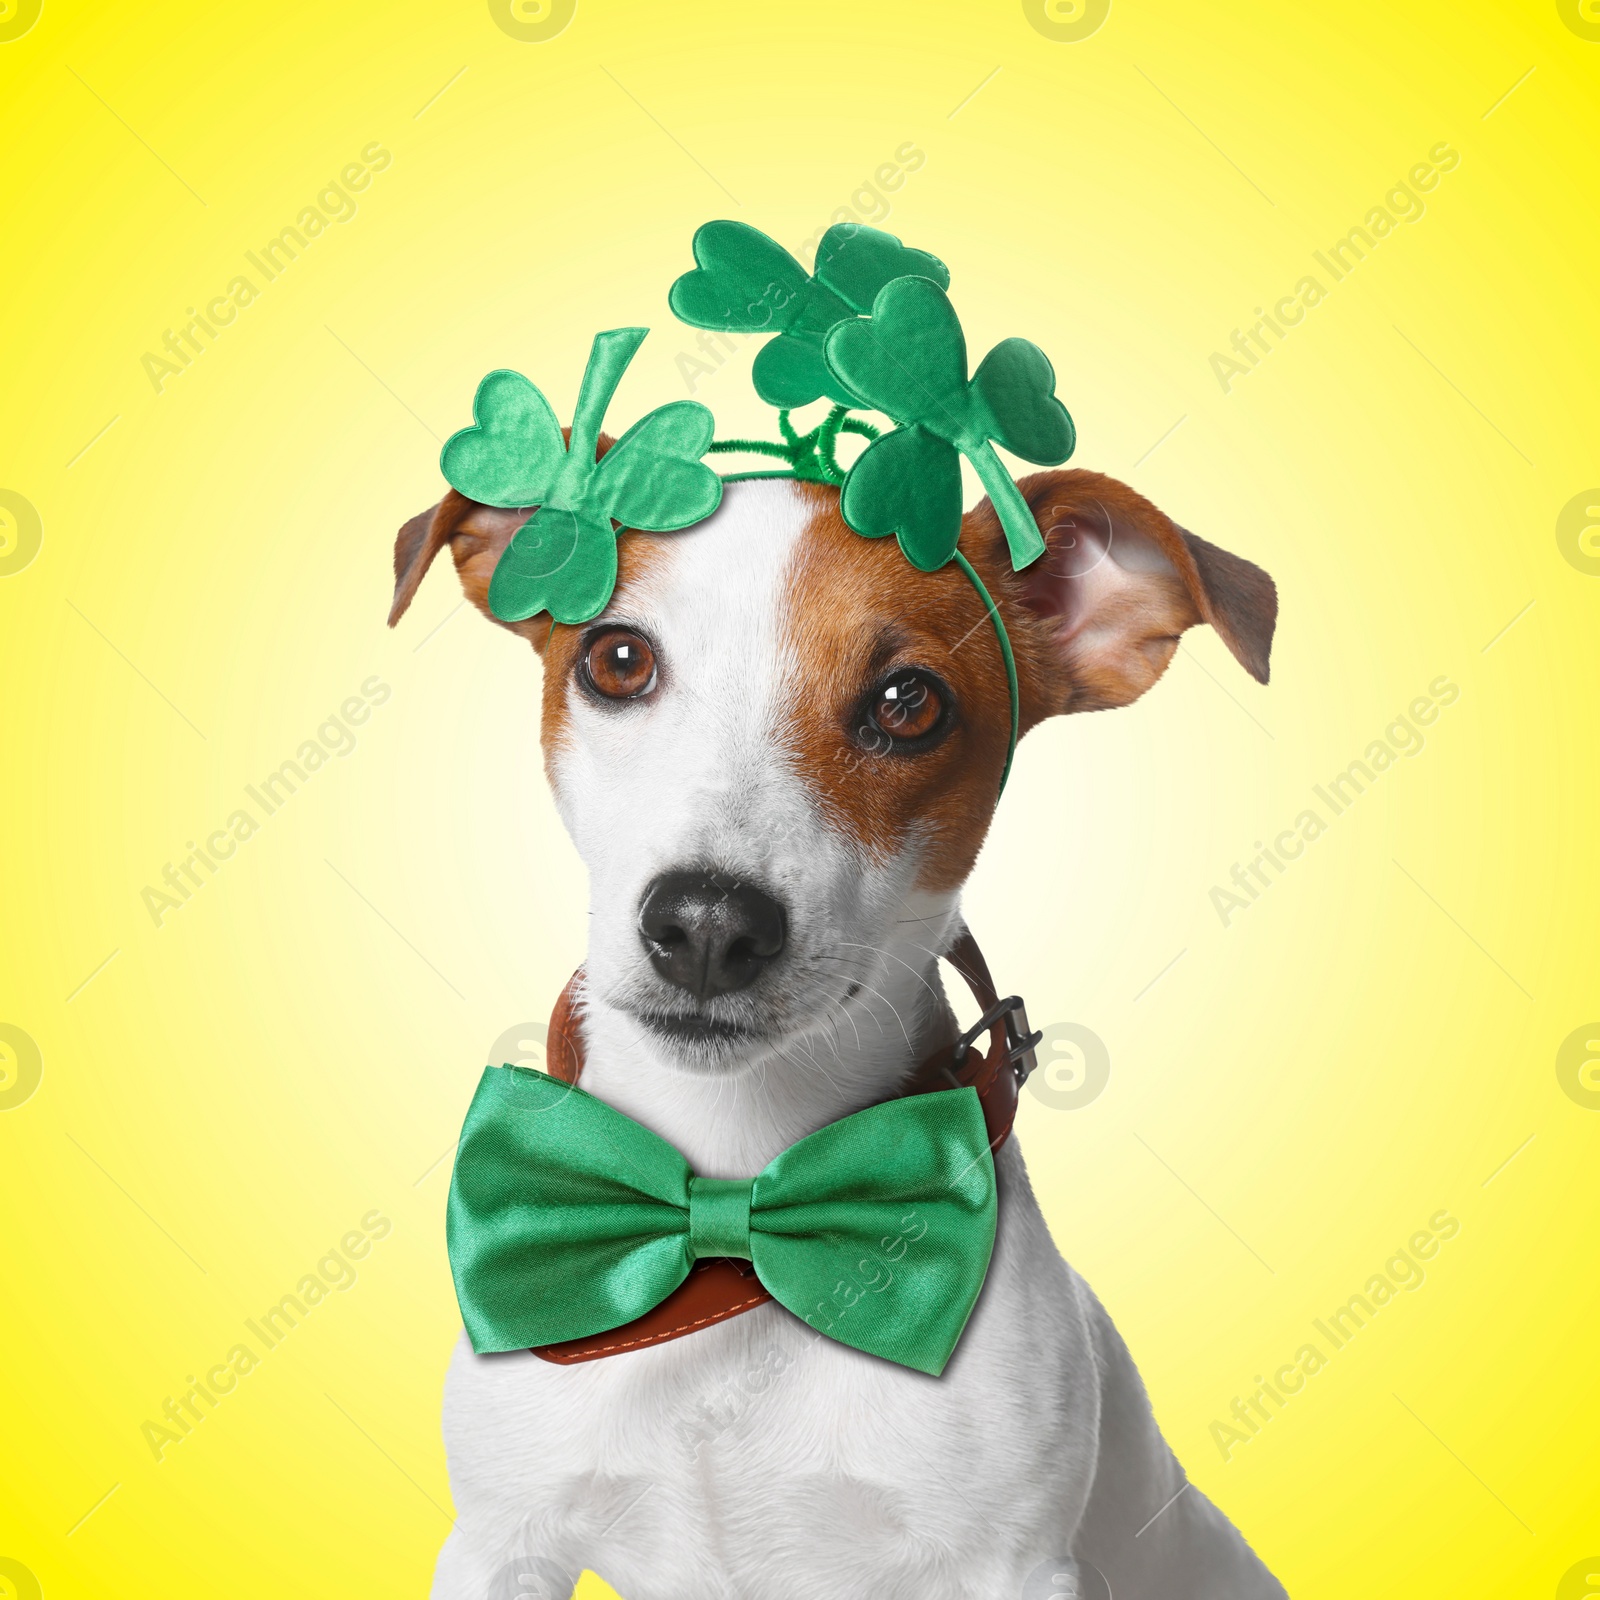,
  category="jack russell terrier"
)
[389,448,1283,1598]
